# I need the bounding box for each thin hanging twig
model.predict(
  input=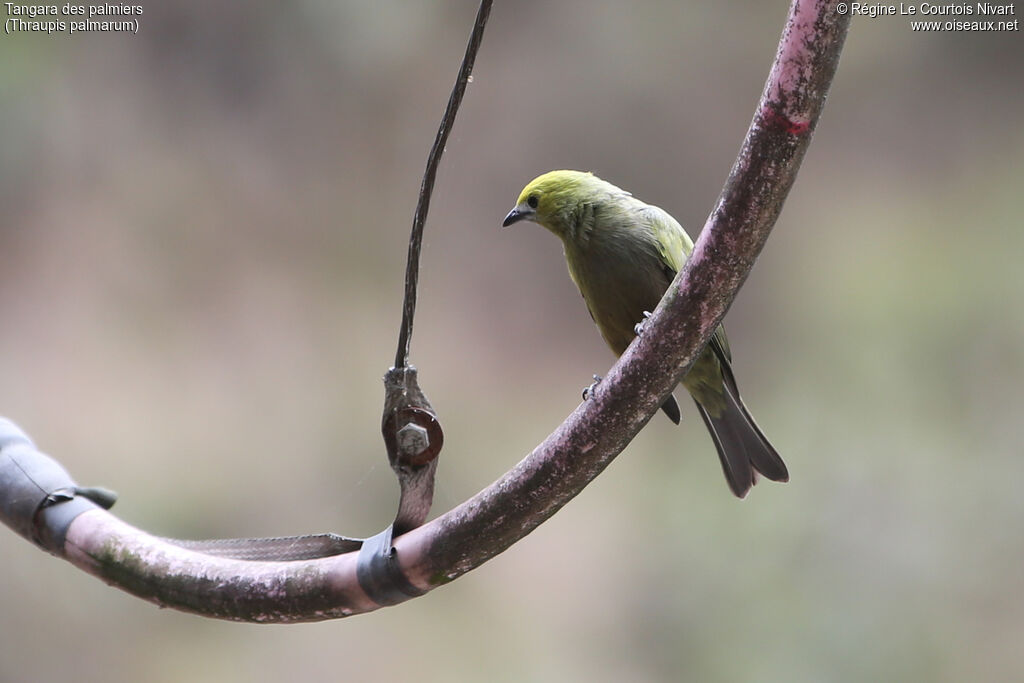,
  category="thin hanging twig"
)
[395,0,493,370]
